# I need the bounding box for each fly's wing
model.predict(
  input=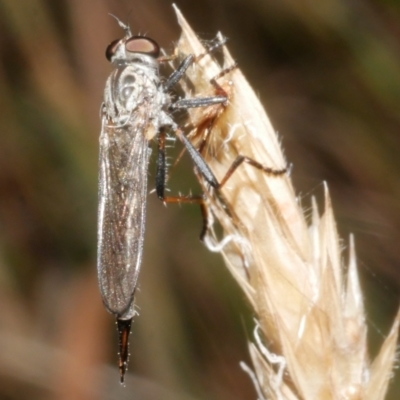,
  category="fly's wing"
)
[97,118,150,318]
